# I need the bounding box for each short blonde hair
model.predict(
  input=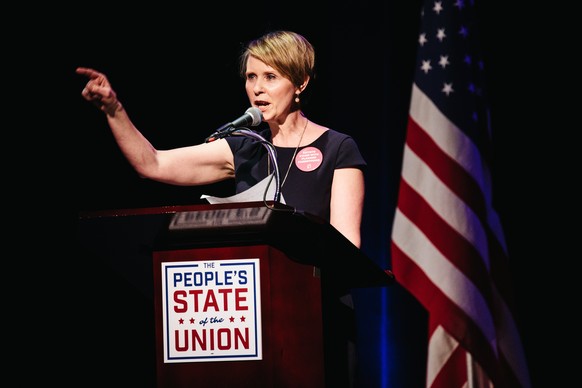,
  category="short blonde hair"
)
[239,30,315,88]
